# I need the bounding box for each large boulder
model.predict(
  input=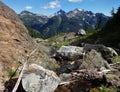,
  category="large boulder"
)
[56,46,84,60]
[82,43,118,63]
[80,49,112,70]
[22,64,60,92]
[83,43,118,56]
[77,29,86,36]
[103,47,118,63]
